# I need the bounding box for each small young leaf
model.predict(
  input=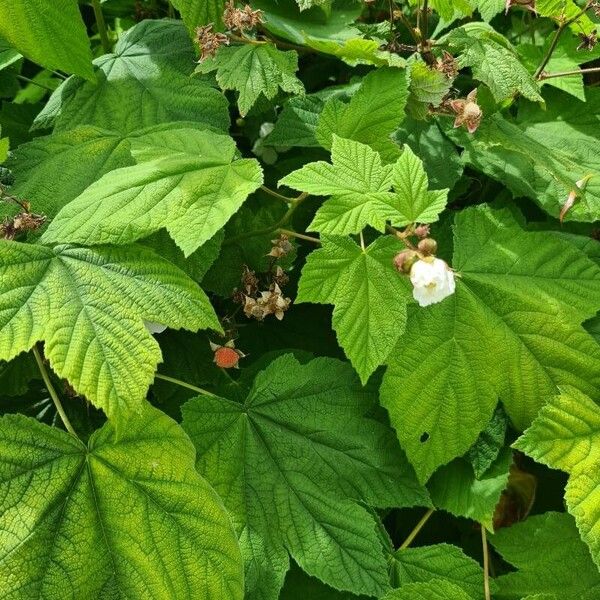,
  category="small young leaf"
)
[197,44,304,117]
[382,579,474,600]
[468,407,508,478]
[390,543,490,599]
[316,67,409,161]
[43,128,263,257]
[0,405,243,599]
[182,355,429,600]
[428,448,513,530]
[281,138,447,235]
[0,241,220,420]
[297,235,412,383]
[514,388,600,568]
